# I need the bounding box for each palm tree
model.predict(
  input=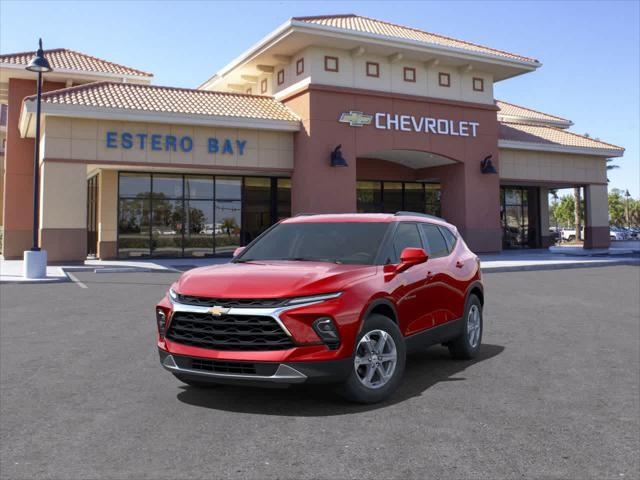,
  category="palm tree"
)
[606,158,619,182]
[221,218,238,238]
